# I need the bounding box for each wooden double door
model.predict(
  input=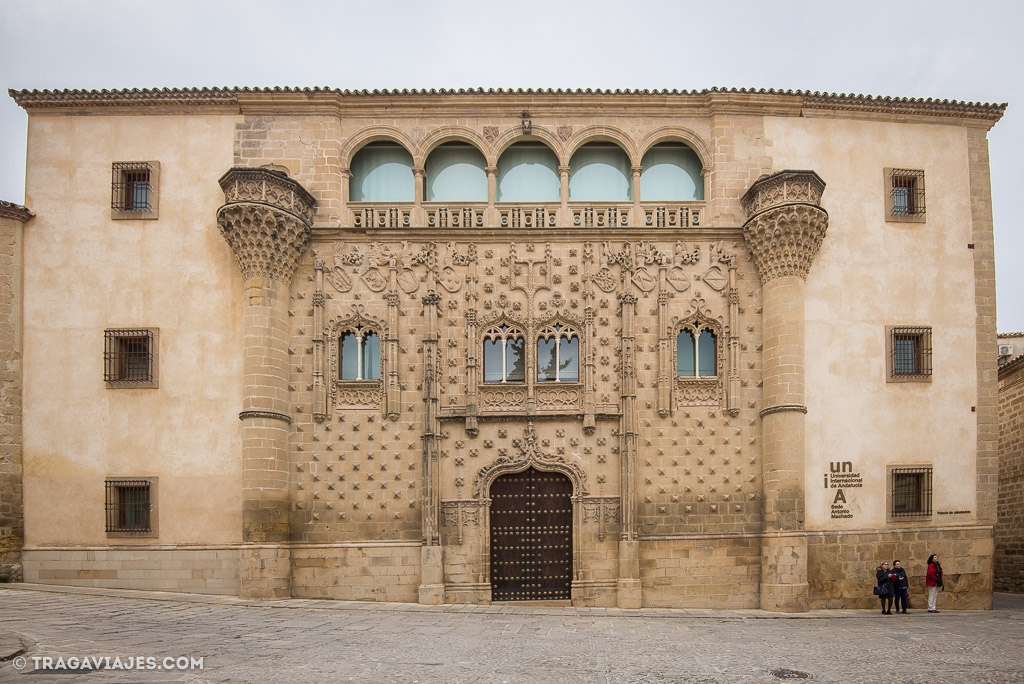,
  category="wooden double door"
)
[490,468,572,601]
